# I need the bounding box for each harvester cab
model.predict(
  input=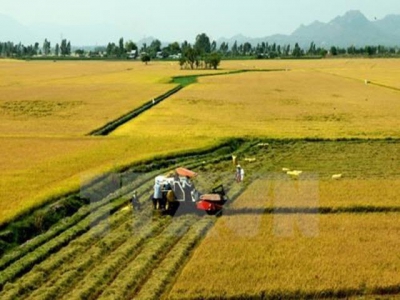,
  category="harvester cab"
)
[154,167,227,216]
